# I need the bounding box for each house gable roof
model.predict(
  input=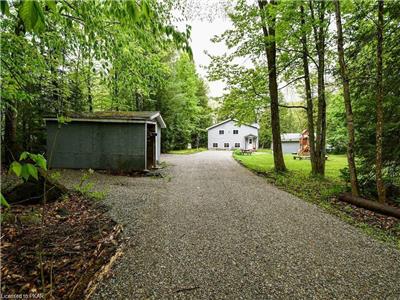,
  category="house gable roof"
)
[44,111,166,128]
[206,119,259,131]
